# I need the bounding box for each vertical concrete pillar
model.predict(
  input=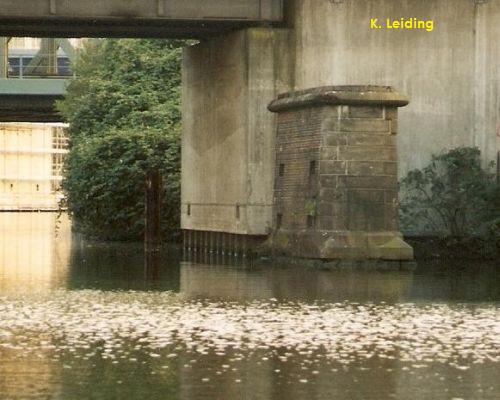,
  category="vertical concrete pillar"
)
[181,28,292,250]
[0,37,8,78]
[267,86,414,261]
